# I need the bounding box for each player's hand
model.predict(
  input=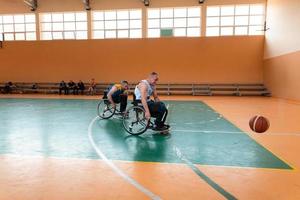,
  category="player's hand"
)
[145,111,151,120]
